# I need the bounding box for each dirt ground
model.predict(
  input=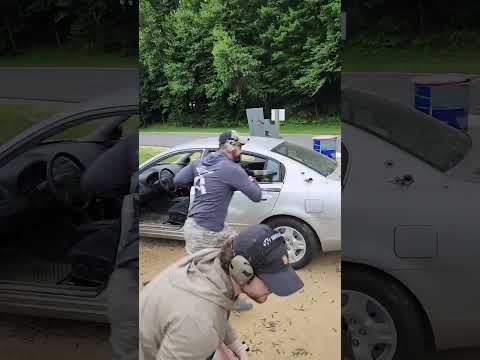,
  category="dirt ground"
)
[0,314,110,360]
[1,238,479,359]
[140,238,341,360]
